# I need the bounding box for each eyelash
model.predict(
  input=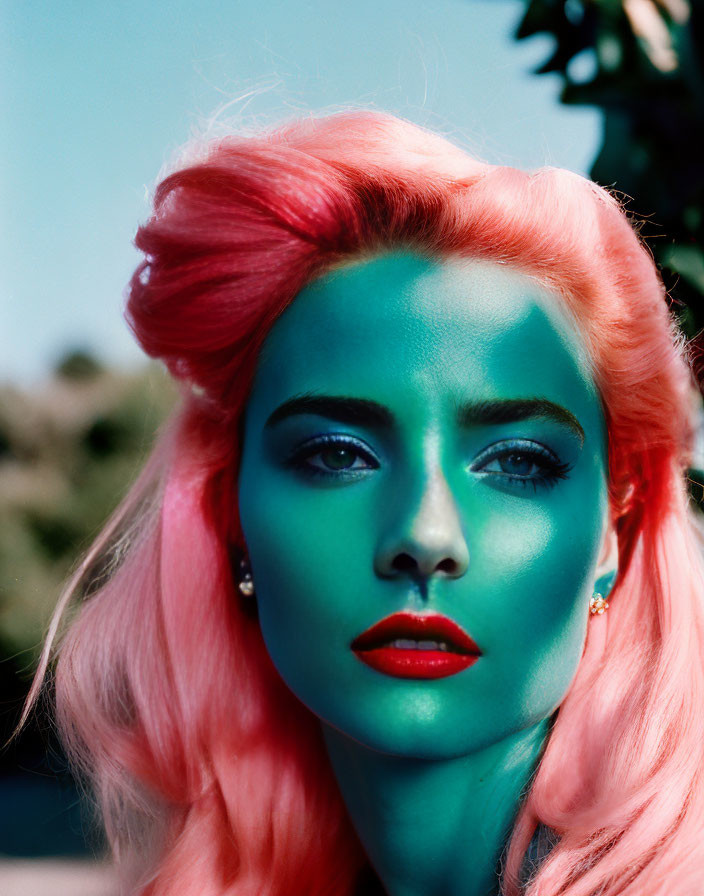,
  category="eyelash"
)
[286,434,380,479]
[469,439,573,491]
[286,435,572,490]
